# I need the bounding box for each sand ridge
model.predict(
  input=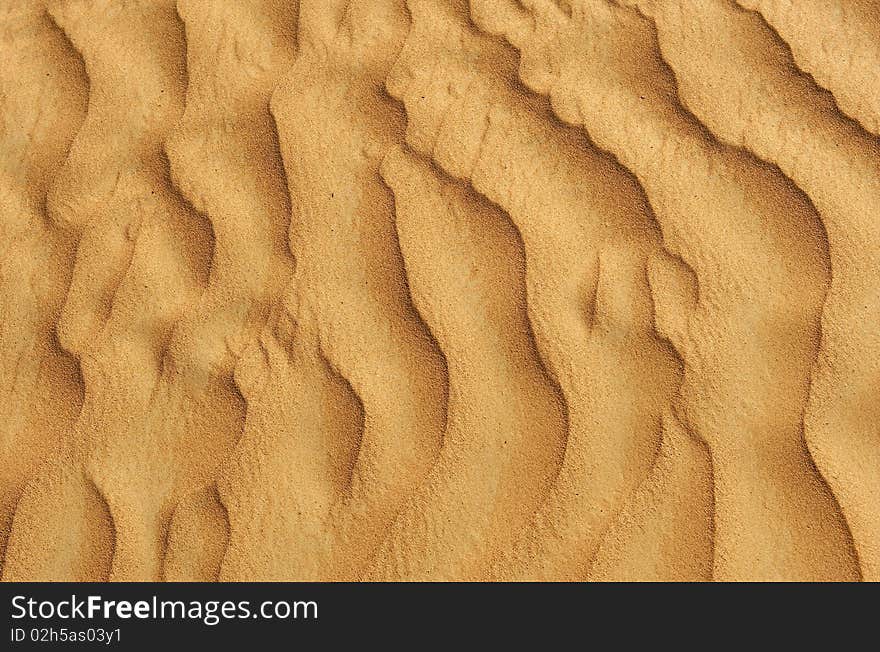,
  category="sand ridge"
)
[0,0,877,581]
